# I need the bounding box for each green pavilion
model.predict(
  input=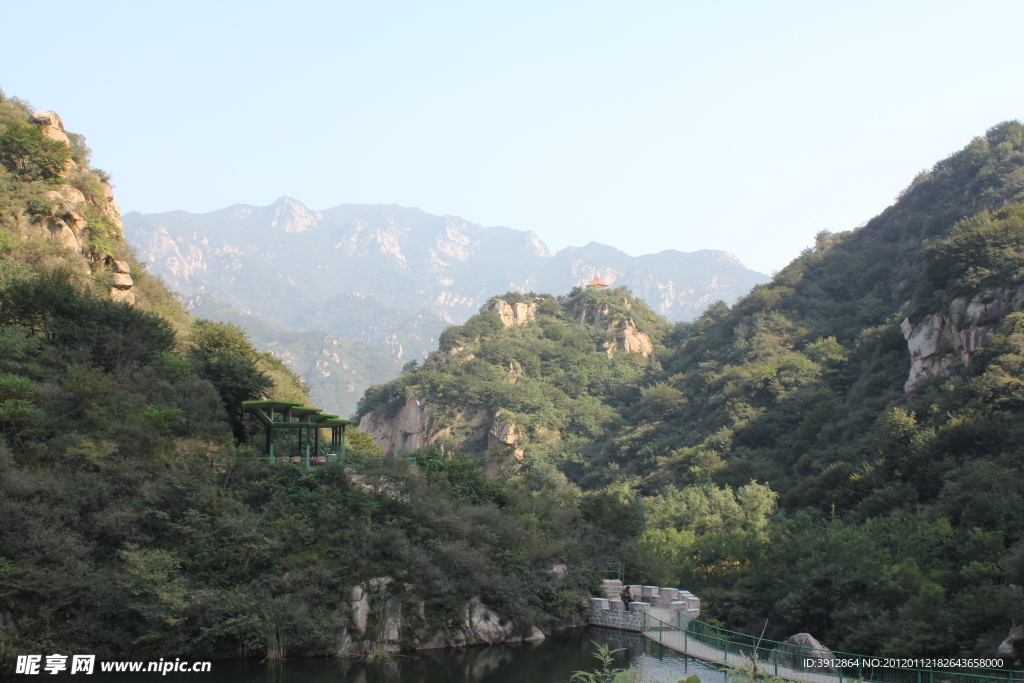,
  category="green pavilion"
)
[242,400,356,465]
